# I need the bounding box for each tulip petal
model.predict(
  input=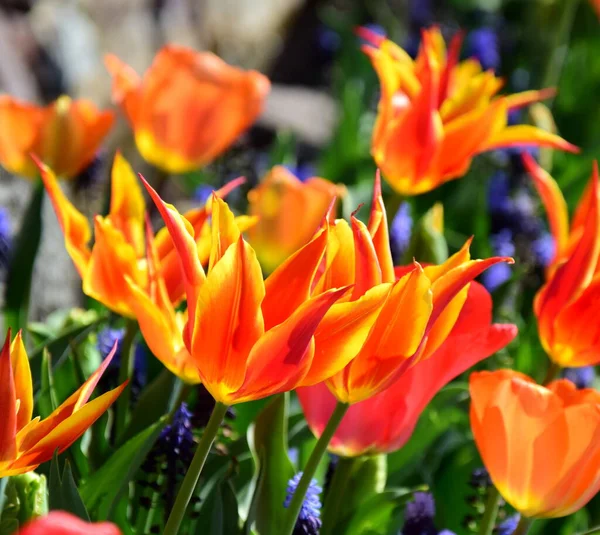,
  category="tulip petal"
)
[351,216,383,299]
[104,53,142,125]
[503,88,557,110]
[10,331,33,431]
[19,511,122,535]
[482,124,579,154]
[0,332,17,462]
[108,152,146,257]
[37,158,92,276]
[367,172,395,283]
[262,228,328,331]
[523,152,569,258]
[209,195,242,270]
[191,237,265,402]
[234,286,349,403]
